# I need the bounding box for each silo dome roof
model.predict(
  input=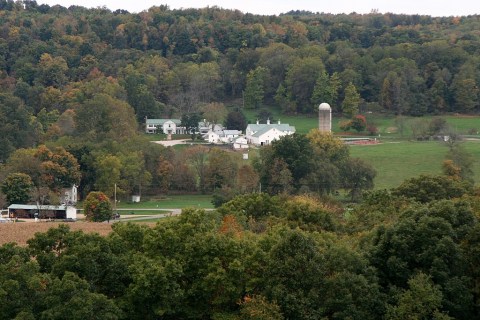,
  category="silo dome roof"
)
[319,103,331,110]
